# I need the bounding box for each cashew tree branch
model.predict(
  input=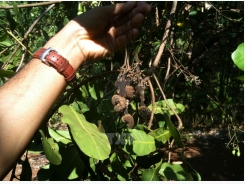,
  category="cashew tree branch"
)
[151,1,177,70]
[0,1,62,9]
